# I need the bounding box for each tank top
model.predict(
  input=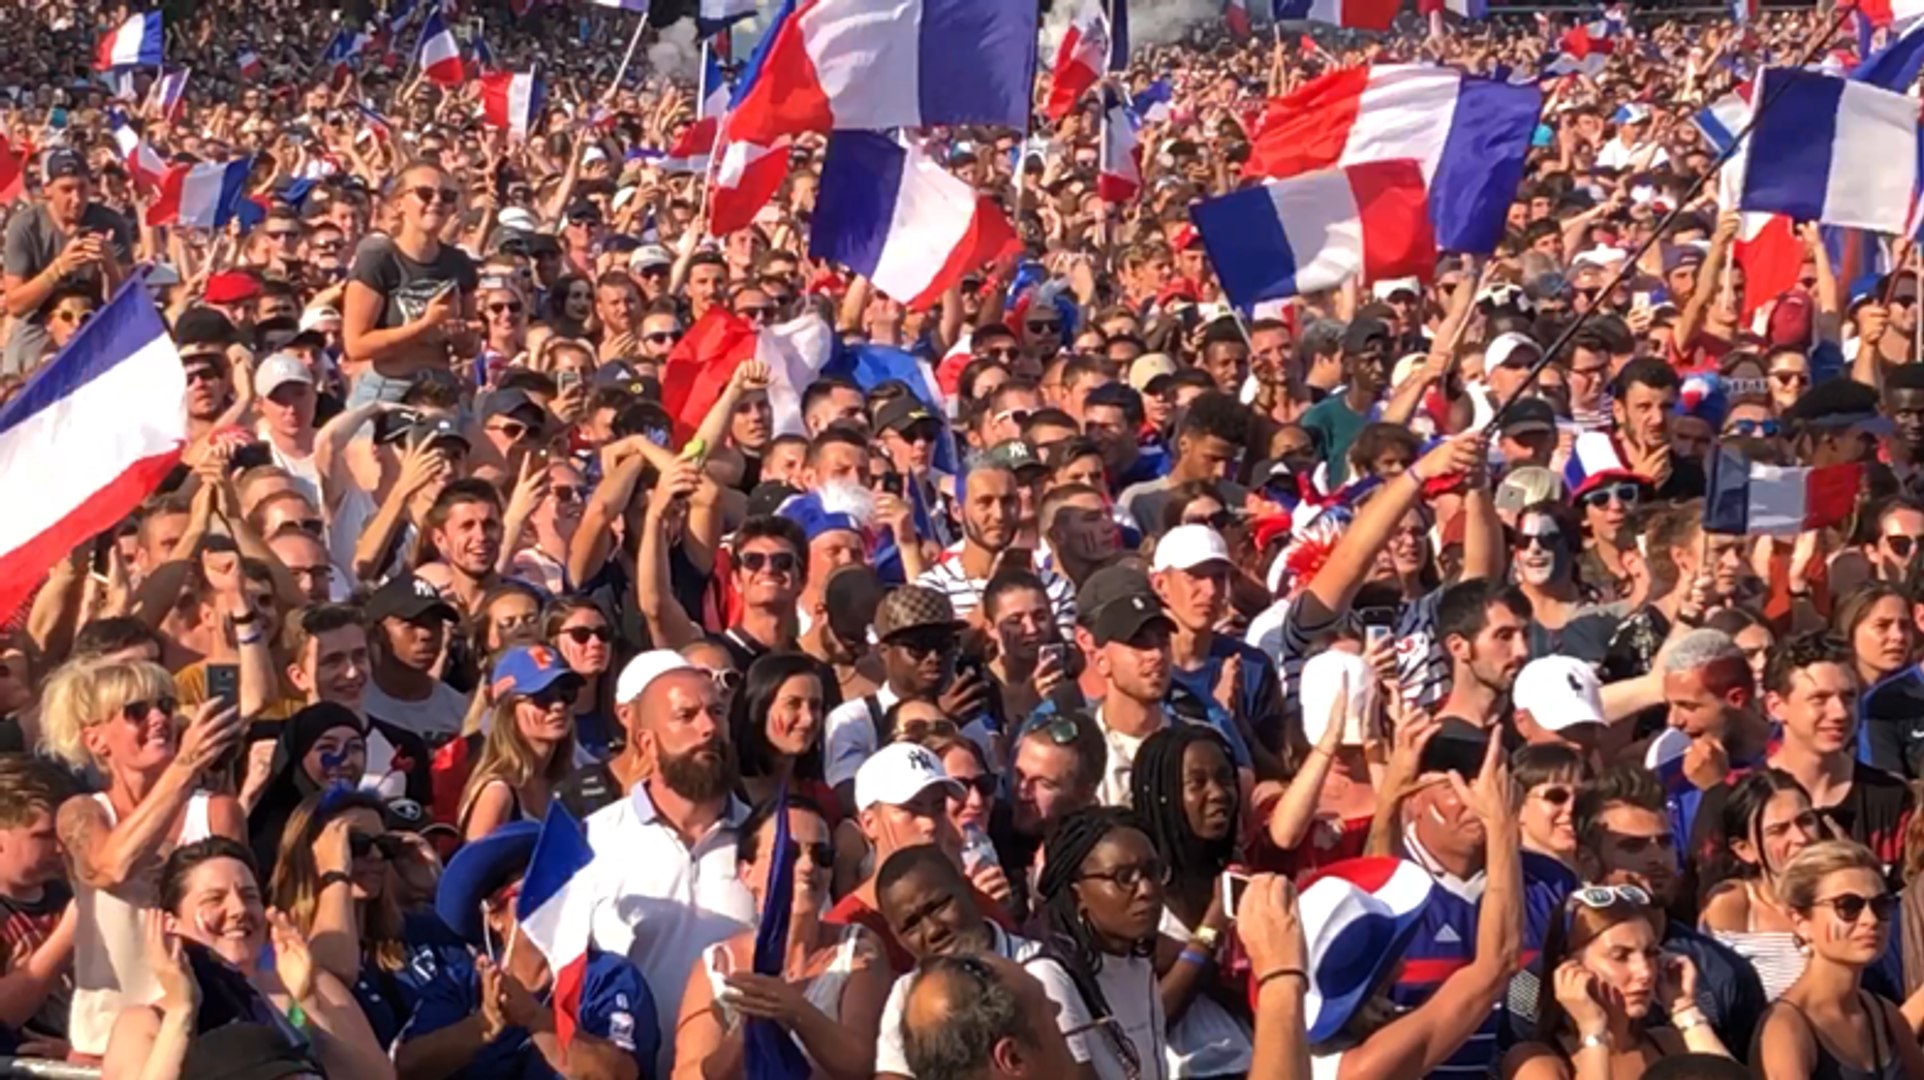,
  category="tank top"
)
[70,791,215,1055]
[1789,992,1908,1080]
[701,926,862,1062]
[1712,882,1809,1002]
